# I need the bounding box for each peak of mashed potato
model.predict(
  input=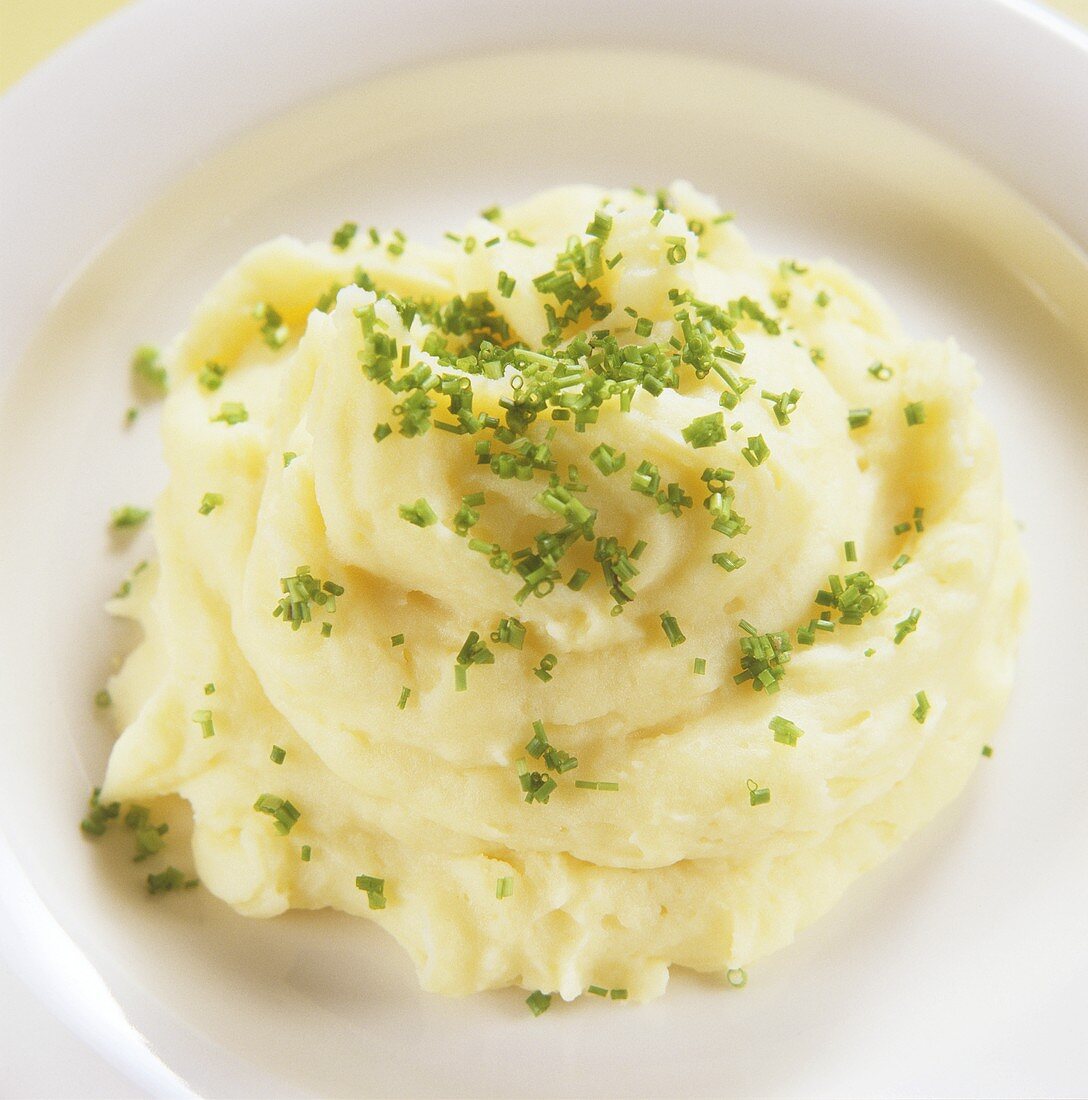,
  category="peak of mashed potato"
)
[101,182,1026,1003]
